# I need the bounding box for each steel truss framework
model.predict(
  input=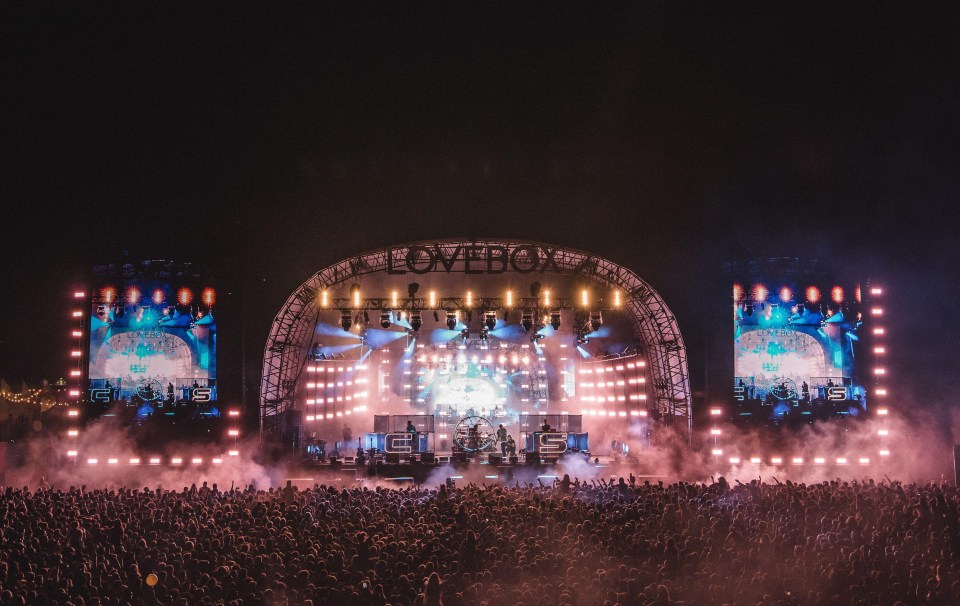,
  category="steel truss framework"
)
[260,240,692,446]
